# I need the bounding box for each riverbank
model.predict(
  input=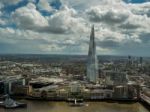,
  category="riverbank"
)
[3,95,149,111]
[0,100,149,112]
